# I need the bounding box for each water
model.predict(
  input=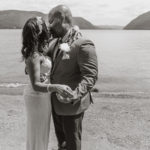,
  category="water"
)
[0,30,26,84]
[0,29,150,94]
